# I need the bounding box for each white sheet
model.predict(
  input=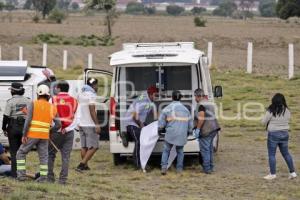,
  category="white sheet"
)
[140,121,177,170]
